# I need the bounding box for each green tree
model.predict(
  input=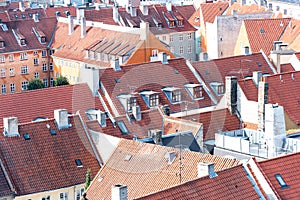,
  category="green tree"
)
[84,168,92,191]
[55,76,69,86]
[28,78,44,90]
